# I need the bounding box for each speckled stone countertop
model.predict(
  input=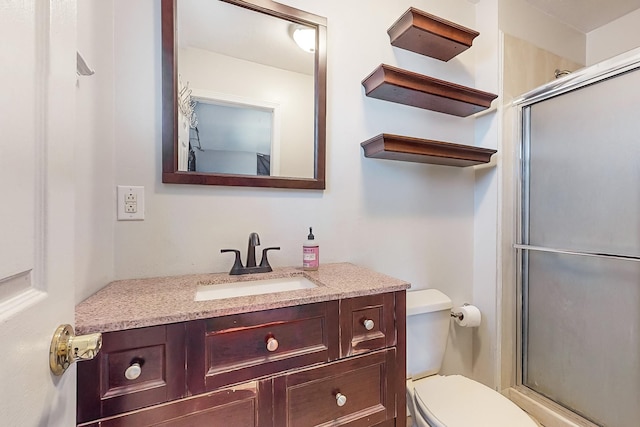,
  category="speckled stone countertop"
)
[75,263,410,334]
